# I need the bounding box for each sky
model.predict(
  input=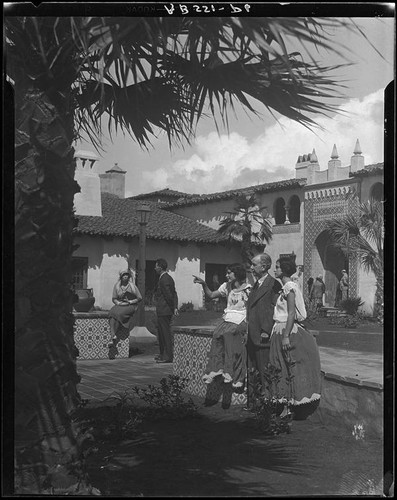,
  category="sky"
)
[75,16,395,197]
